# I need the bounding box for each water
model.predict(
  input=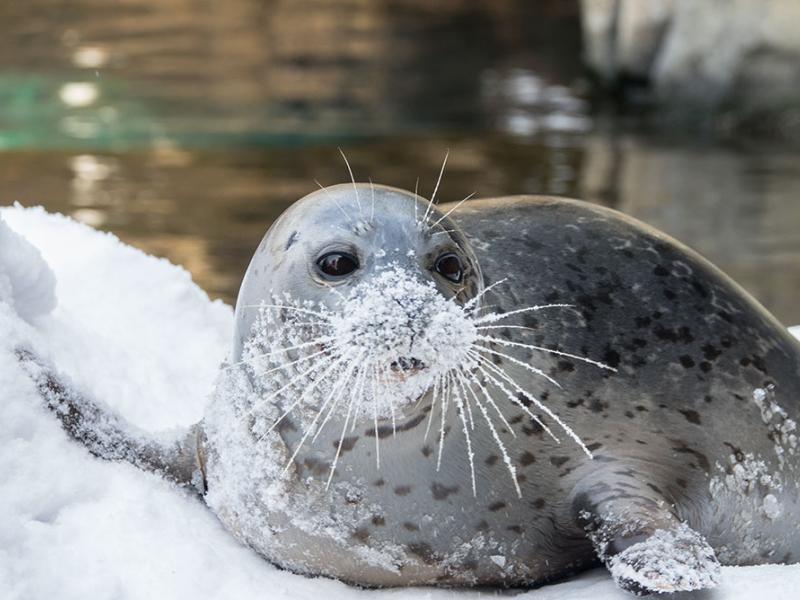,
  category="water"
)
[1,0,799,324]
